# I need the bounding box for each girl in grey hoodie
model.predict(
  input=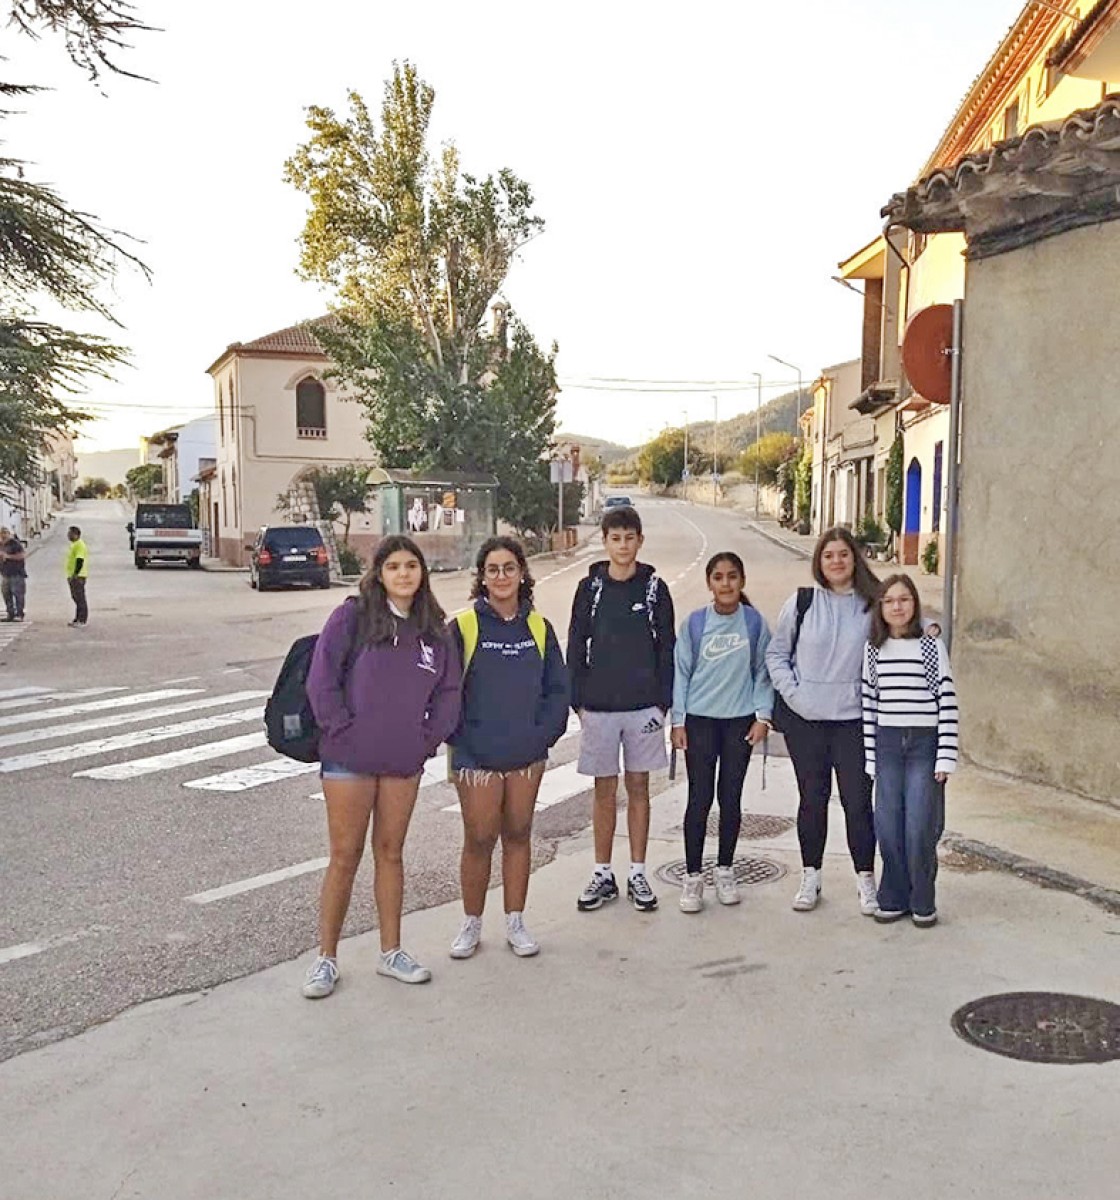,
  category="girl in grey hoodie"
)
[767,527,883,917]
